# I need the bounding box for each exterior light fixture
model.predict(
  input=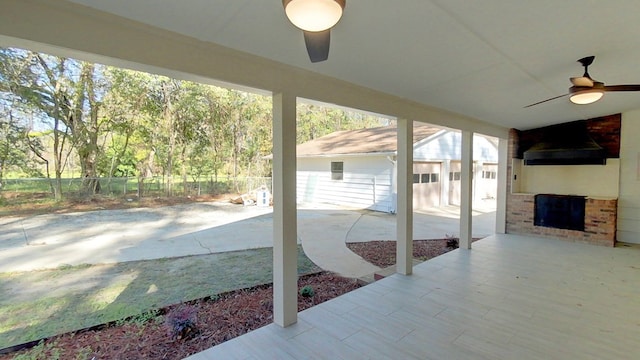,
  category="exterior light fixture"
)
[569,86,605,105]
[283,0,346,32]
